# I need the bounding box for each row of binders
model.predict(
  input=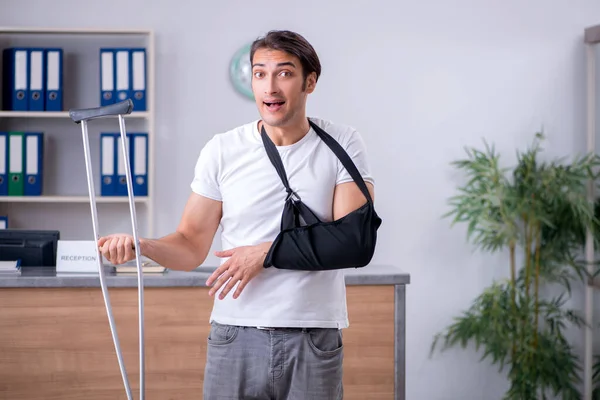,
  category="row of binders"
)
[0,132,44,196]
[100,48,147,111]
[1,46,147,112]
[0,132,148,197]
[2,48,63,111]
[101,132,148,197]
